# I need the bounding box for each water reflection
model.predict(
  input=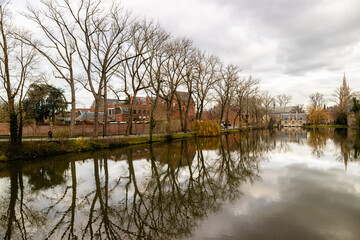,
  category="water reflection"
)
[1,129,360,239]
